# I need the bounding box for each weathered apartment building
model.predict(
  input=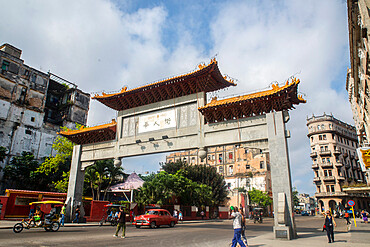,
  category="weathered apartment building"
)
[307,114,369,213]
[0,43,90,169]
[165,145,272,211]
[347,0,370,148]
